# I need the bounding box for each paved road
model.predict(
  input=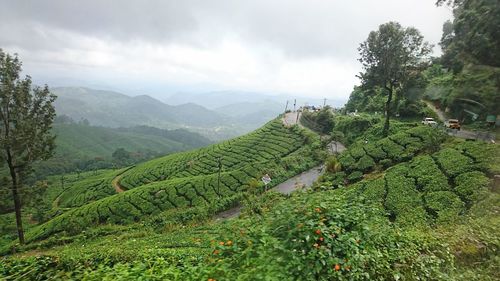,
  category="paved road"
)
[282,111,301,127]
[215,114,346,220]
[424,101,496,143]
[273,165,323,195]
